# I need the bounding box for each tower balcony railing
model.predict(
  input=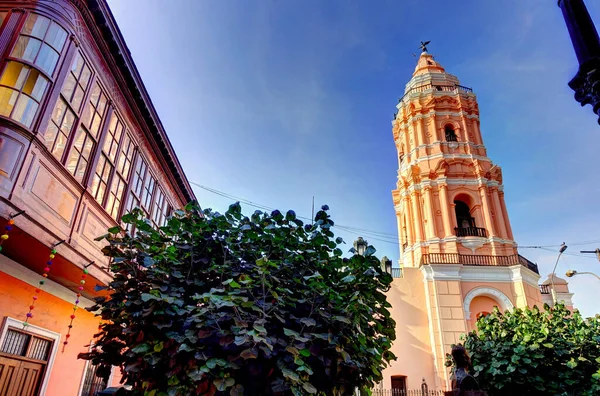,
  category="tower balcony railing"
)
[454,226,488,238]
[421,253,540,274]
[539,284,551,295]
[399,83,473,102]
